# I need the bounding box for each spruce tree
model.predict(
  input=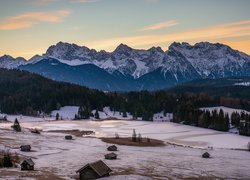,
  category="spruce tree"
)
[56,113,59,120]
[94,110,100,119]
[12,118,21,132]
[2,151,13,167]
